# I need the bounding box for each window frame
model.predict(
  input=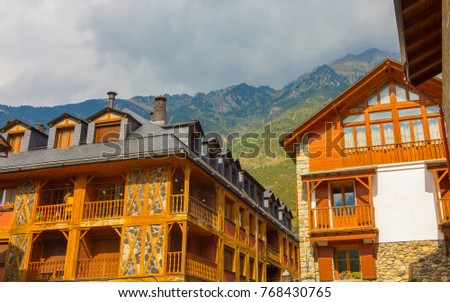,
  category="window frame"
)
[55,126,75,149]
[334,246,360,275]
[94,121,121,143]
[8,132,24,154]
